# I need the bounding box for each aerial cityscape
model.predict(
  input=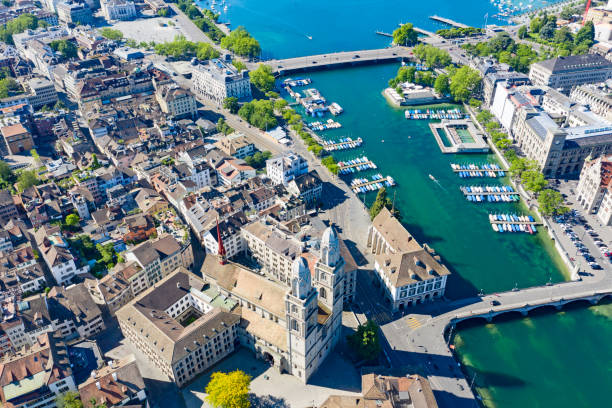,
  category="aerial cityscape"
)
[0,0,611,408]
